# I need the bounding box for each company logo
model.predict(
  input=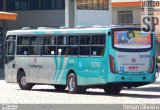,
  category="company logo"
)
[132,58,136,62]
